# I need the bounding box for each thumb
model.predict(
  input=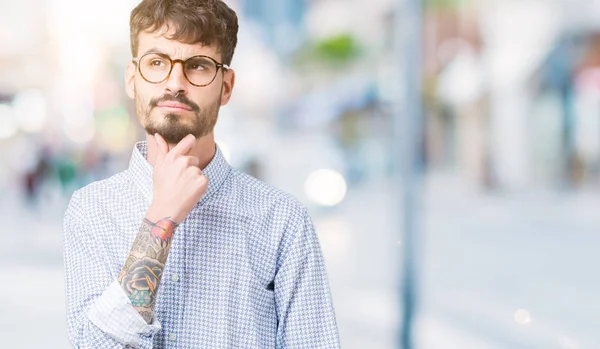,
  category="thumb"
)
[154,133,169,163]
